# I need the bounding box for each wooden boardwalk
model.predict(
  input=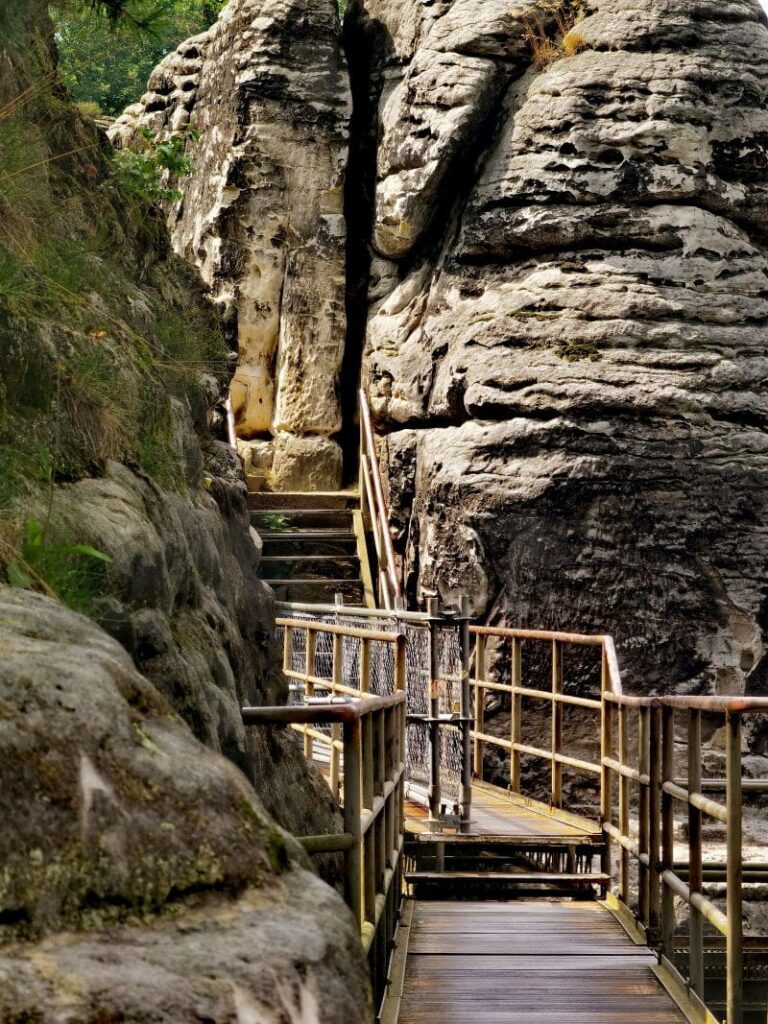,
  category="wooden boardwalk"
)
[396,901,687,1024]
[406,781,602,842]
